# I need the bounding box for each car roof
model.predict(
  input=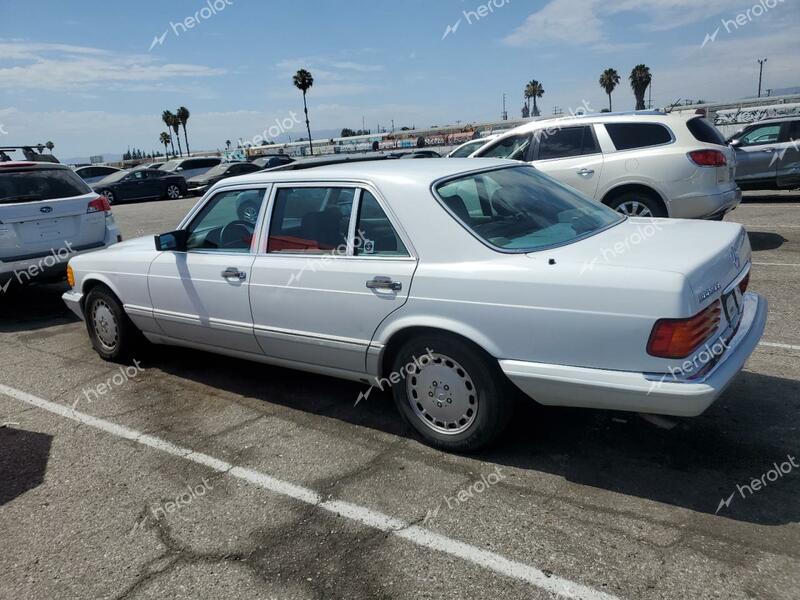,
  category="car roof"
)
[503,111,695,135]
[221,158,517,189]
[0,161,71,171]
